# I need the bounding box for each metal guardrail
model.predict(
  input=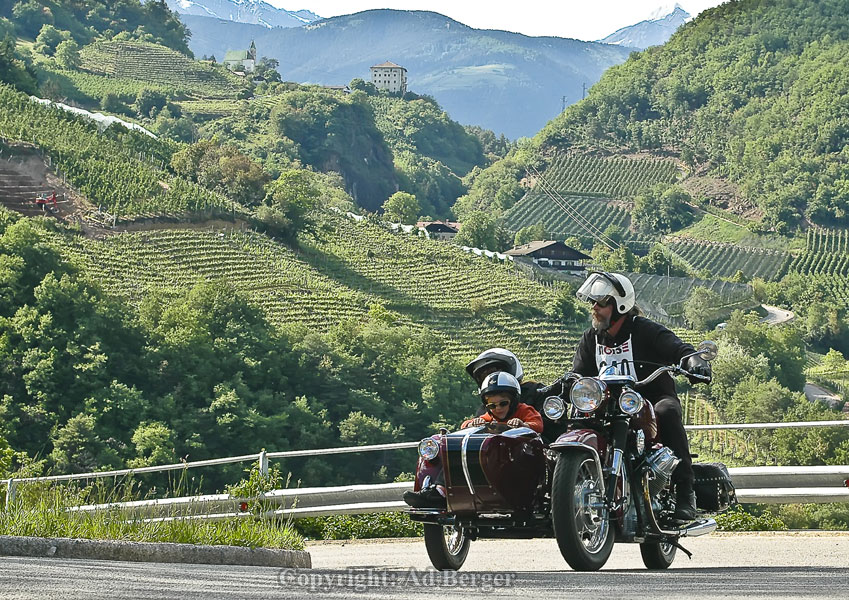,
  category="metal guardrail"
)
[4,421,849,516]
[66,467,849,521]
